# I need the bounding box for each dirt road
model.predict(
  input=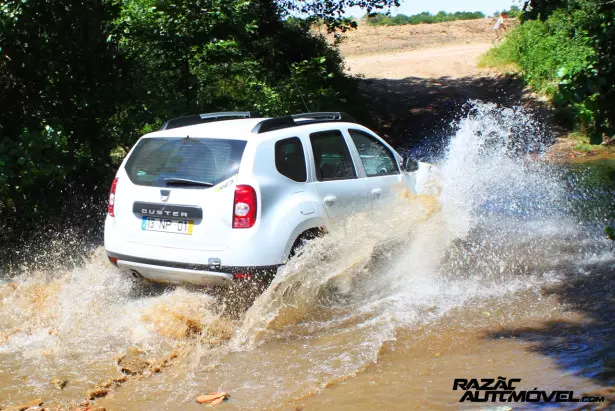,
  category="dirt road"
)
[345,42,493,79]
[327,20,530,149]
[339,21,613,161]
[337,33,530,150]
[333,20,560,154]
[335,18,508,80]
